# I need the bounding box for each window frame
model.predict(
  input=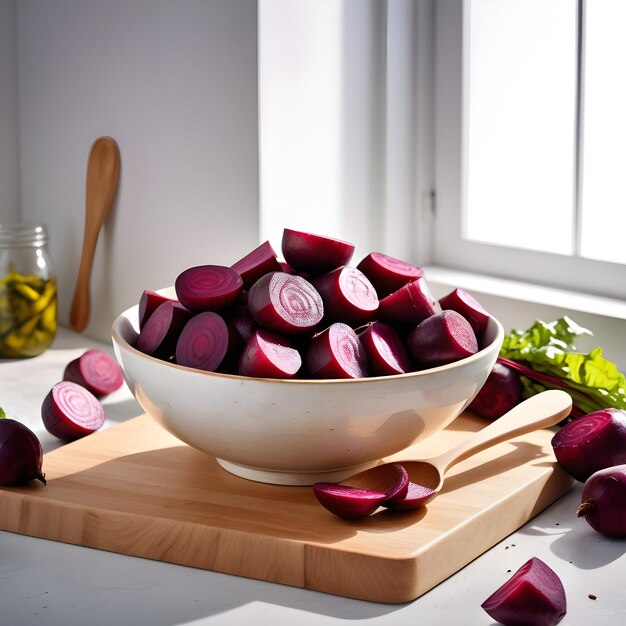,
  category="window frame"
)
[433,0,626,301]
